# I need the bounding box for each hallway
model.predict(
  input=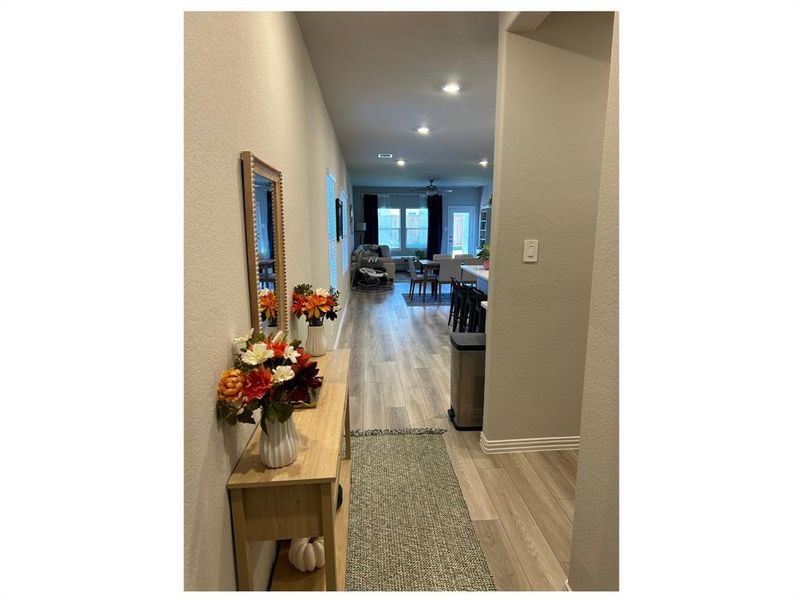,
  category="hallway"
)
[337,280,579,591]
[181,10,619,592]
